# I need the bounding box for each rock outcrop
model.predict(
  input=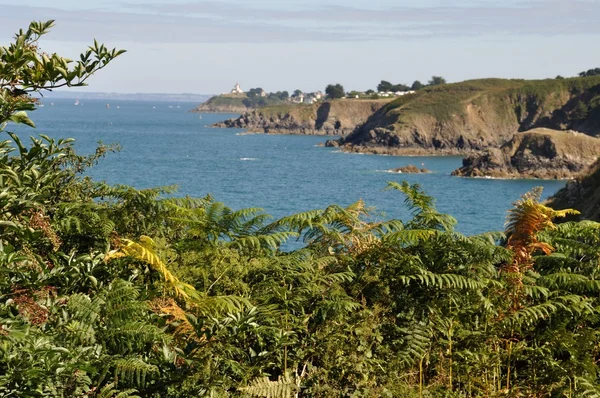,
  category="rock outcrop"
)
[388,165,431,174]
[451,128,600,179]
[213,99,392,136]
[335,77,600,154]
[547,159,600,221]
